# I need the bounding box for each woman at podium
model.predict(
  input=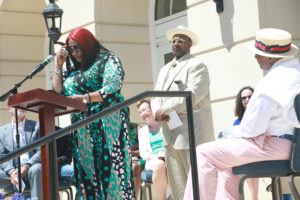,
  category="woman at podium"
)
[52,28,135,199]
